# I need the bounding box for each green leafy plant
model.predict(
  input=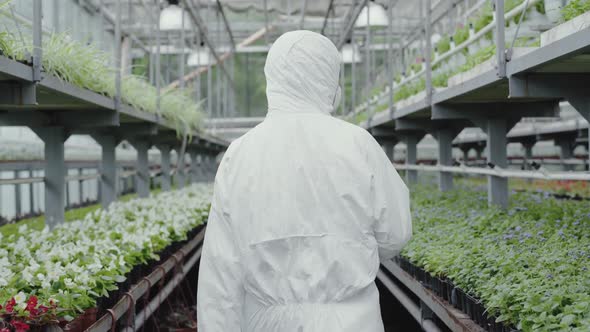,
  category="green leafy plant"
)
[562,0,590,21]
[436,35,451,54]
[453,25,470,45]
[402,185,590,331]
